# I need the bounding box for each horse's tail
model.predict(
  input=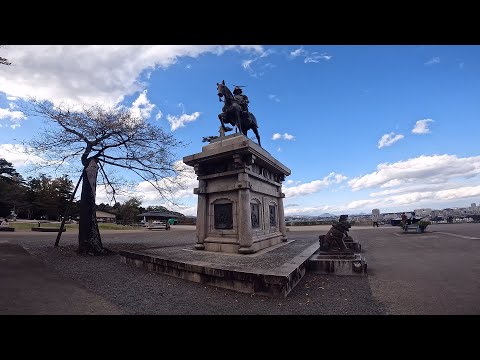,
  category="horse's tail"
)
[249,112,258,128]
